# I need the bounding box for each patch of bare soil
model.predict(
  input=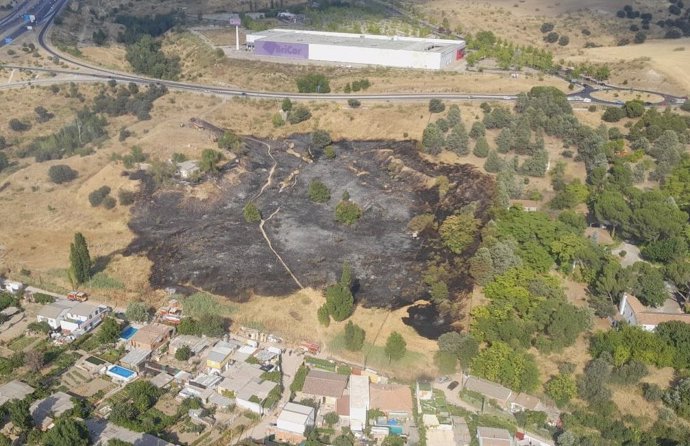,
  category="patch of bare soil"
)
[125,135,495,322]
